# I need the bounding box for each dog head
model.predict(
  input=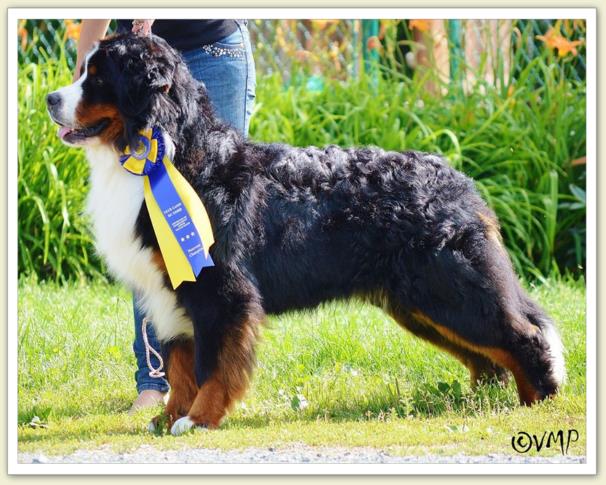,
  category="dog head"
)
[47,33,205,151]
